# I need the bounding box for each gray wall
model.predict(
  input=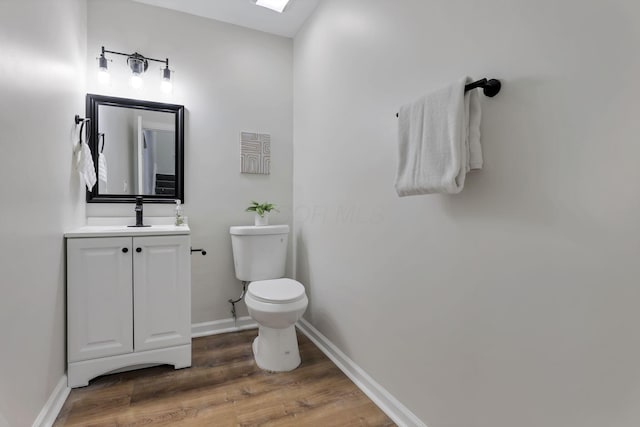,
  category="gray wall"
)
[86,0,294,323]
[293,1,640,426]
[0,0,87,425]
